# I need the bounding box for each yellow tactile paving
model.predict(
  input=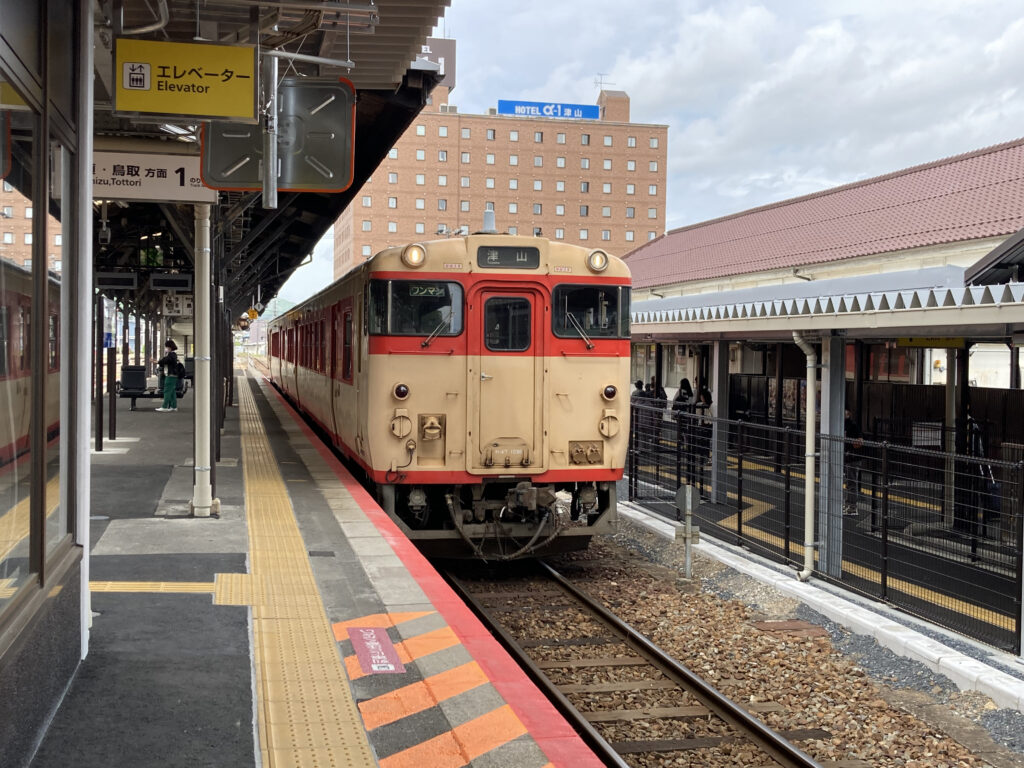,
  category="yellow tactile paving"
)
[238,377,376,767]
[89,580,216,593]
